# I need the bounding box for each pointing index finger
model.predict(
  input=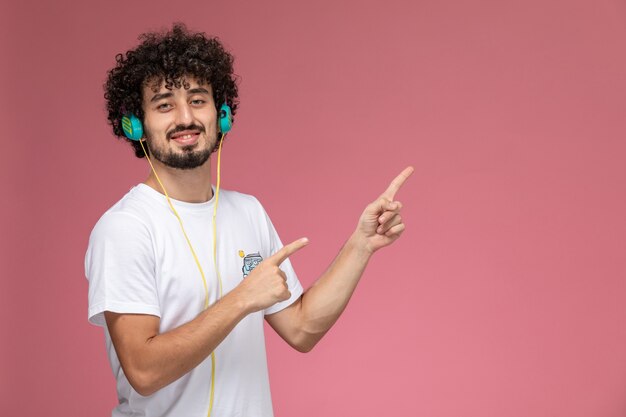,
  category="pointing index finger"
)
[381,166,414,200]
[268,238,309,265]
